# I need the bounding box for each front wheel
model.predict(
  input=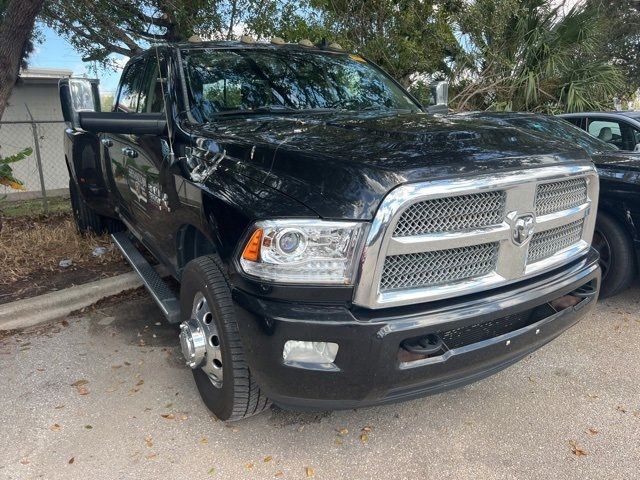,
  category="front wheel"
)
[178,255,271,421]
[592,212,636,298]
